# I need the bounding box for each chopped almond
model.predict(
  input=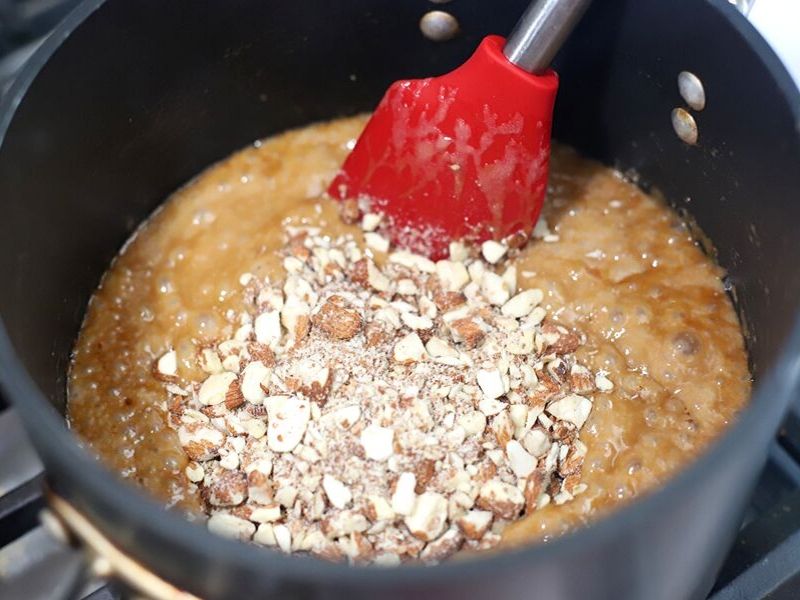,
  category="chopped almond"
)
[313,296,362,340]
[450,318,485,348]
[225,380,245,410]
[433,290,466,312]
